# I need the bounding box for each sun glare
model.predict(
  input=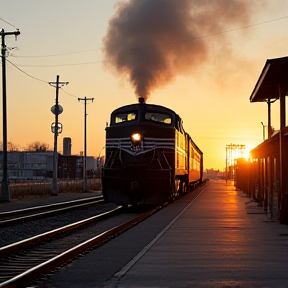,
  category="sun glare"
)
[244,149,251,161]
